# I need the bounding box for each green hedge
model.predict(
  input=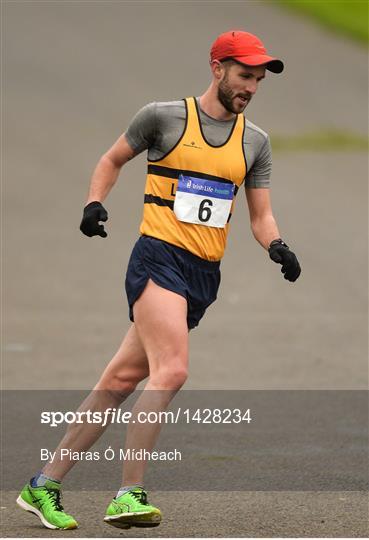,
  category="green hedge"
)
[278,1,368,44]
